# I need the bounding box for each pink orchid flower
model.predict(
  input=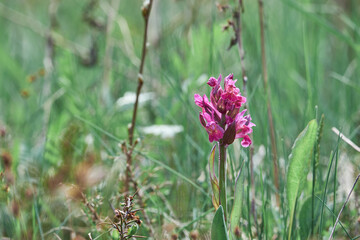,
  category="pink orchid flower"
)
[194,74,255,146]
